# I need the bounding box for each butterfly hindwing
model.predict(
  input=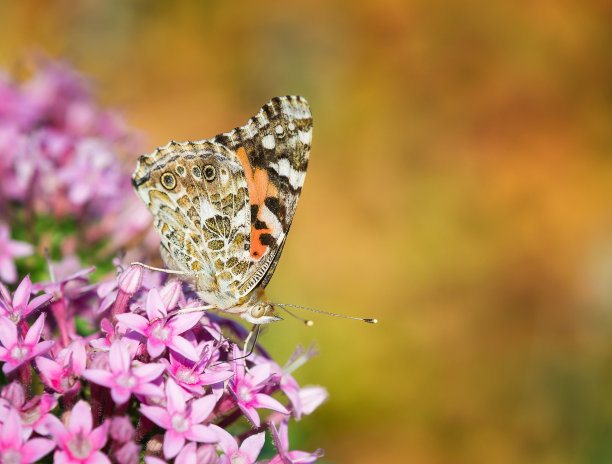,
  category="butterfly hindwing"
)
[132,141,253,308]
[214,95,312,295]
